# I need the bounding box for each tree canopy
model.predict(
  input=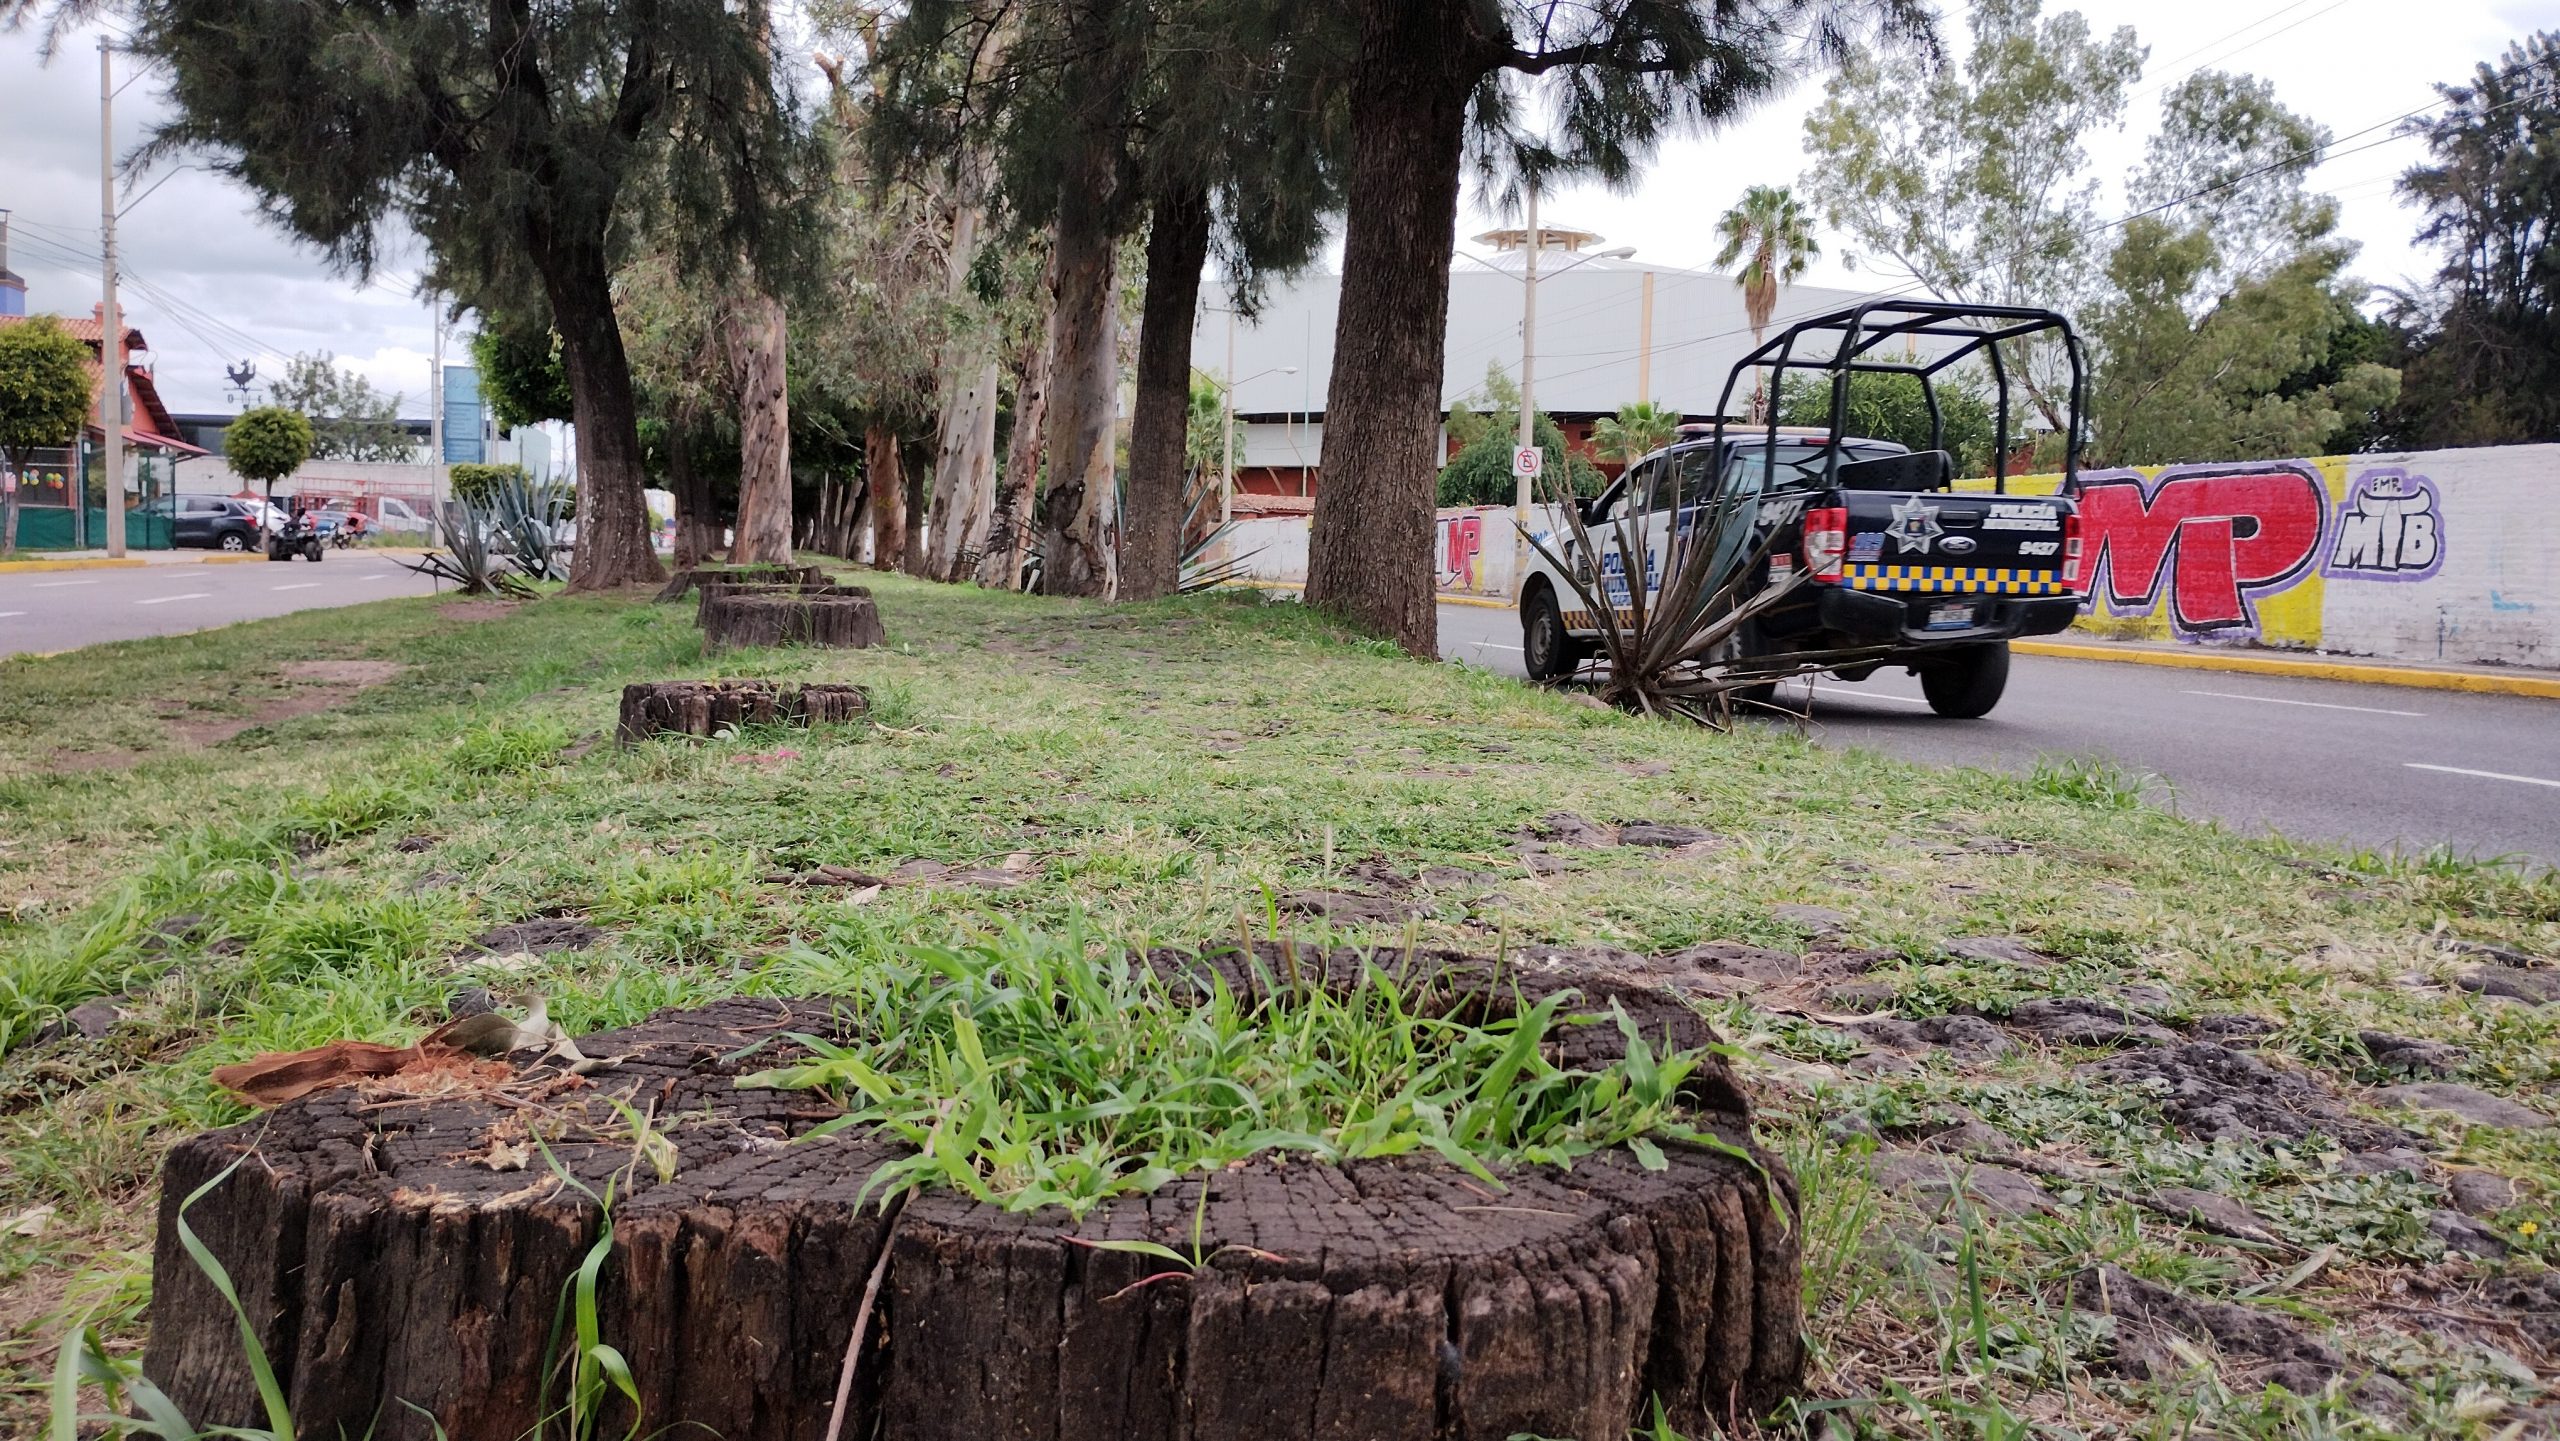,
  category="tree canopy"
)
[266,353,409,463]
[1777,370,1998,476]
[225,406,315,493]
[1438,366,1604,506]
[469,319,575,435]
[0,315,95,555]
